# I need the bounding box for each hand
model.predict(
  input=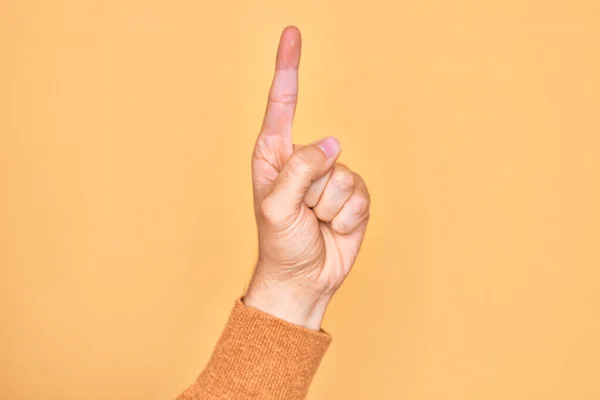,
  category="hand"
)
[244,26,371,330]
